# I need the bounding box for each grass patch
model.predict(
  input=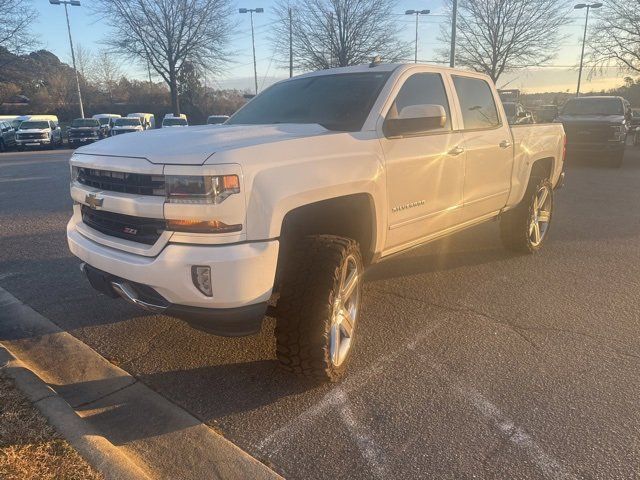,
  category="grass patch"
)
[0,372,103,480]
